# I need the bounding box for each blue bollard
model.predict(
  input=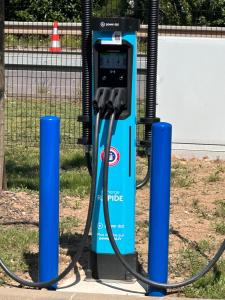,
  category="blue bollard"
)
[39,116,60,289]
[148,122,172,297]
